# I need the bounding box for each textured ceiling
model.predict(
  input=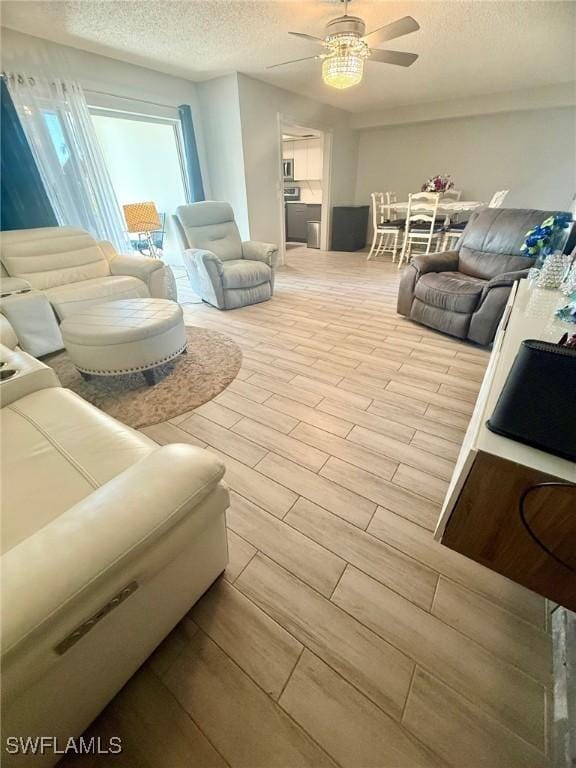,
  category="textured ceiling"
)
[1,0,574,113]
